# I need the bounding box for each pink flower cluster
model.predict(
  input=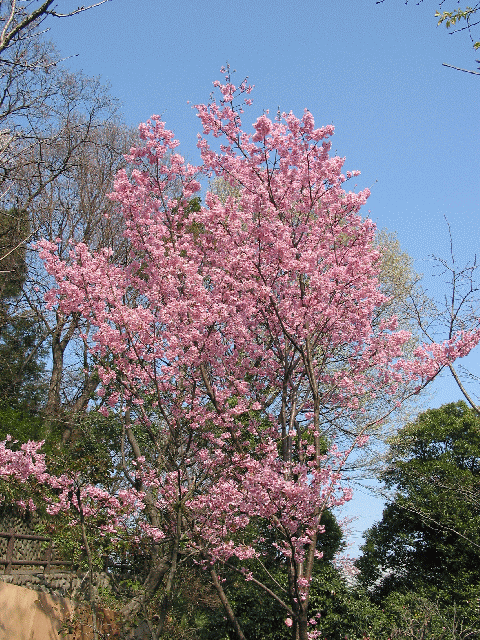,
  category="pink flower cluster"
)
[0,437,145,538]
